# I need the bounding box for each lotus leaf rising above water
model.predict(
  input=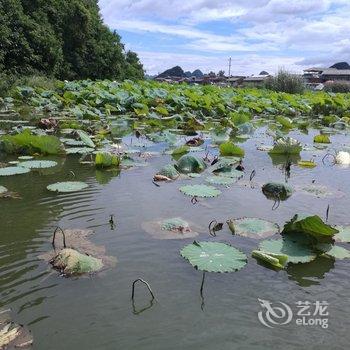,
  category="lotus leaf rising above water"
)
[175,154,206,174]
